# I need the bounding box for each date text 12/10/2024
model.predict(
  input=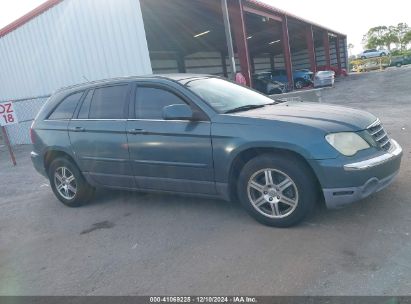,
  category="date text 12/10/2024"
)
[150,297,257,303]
